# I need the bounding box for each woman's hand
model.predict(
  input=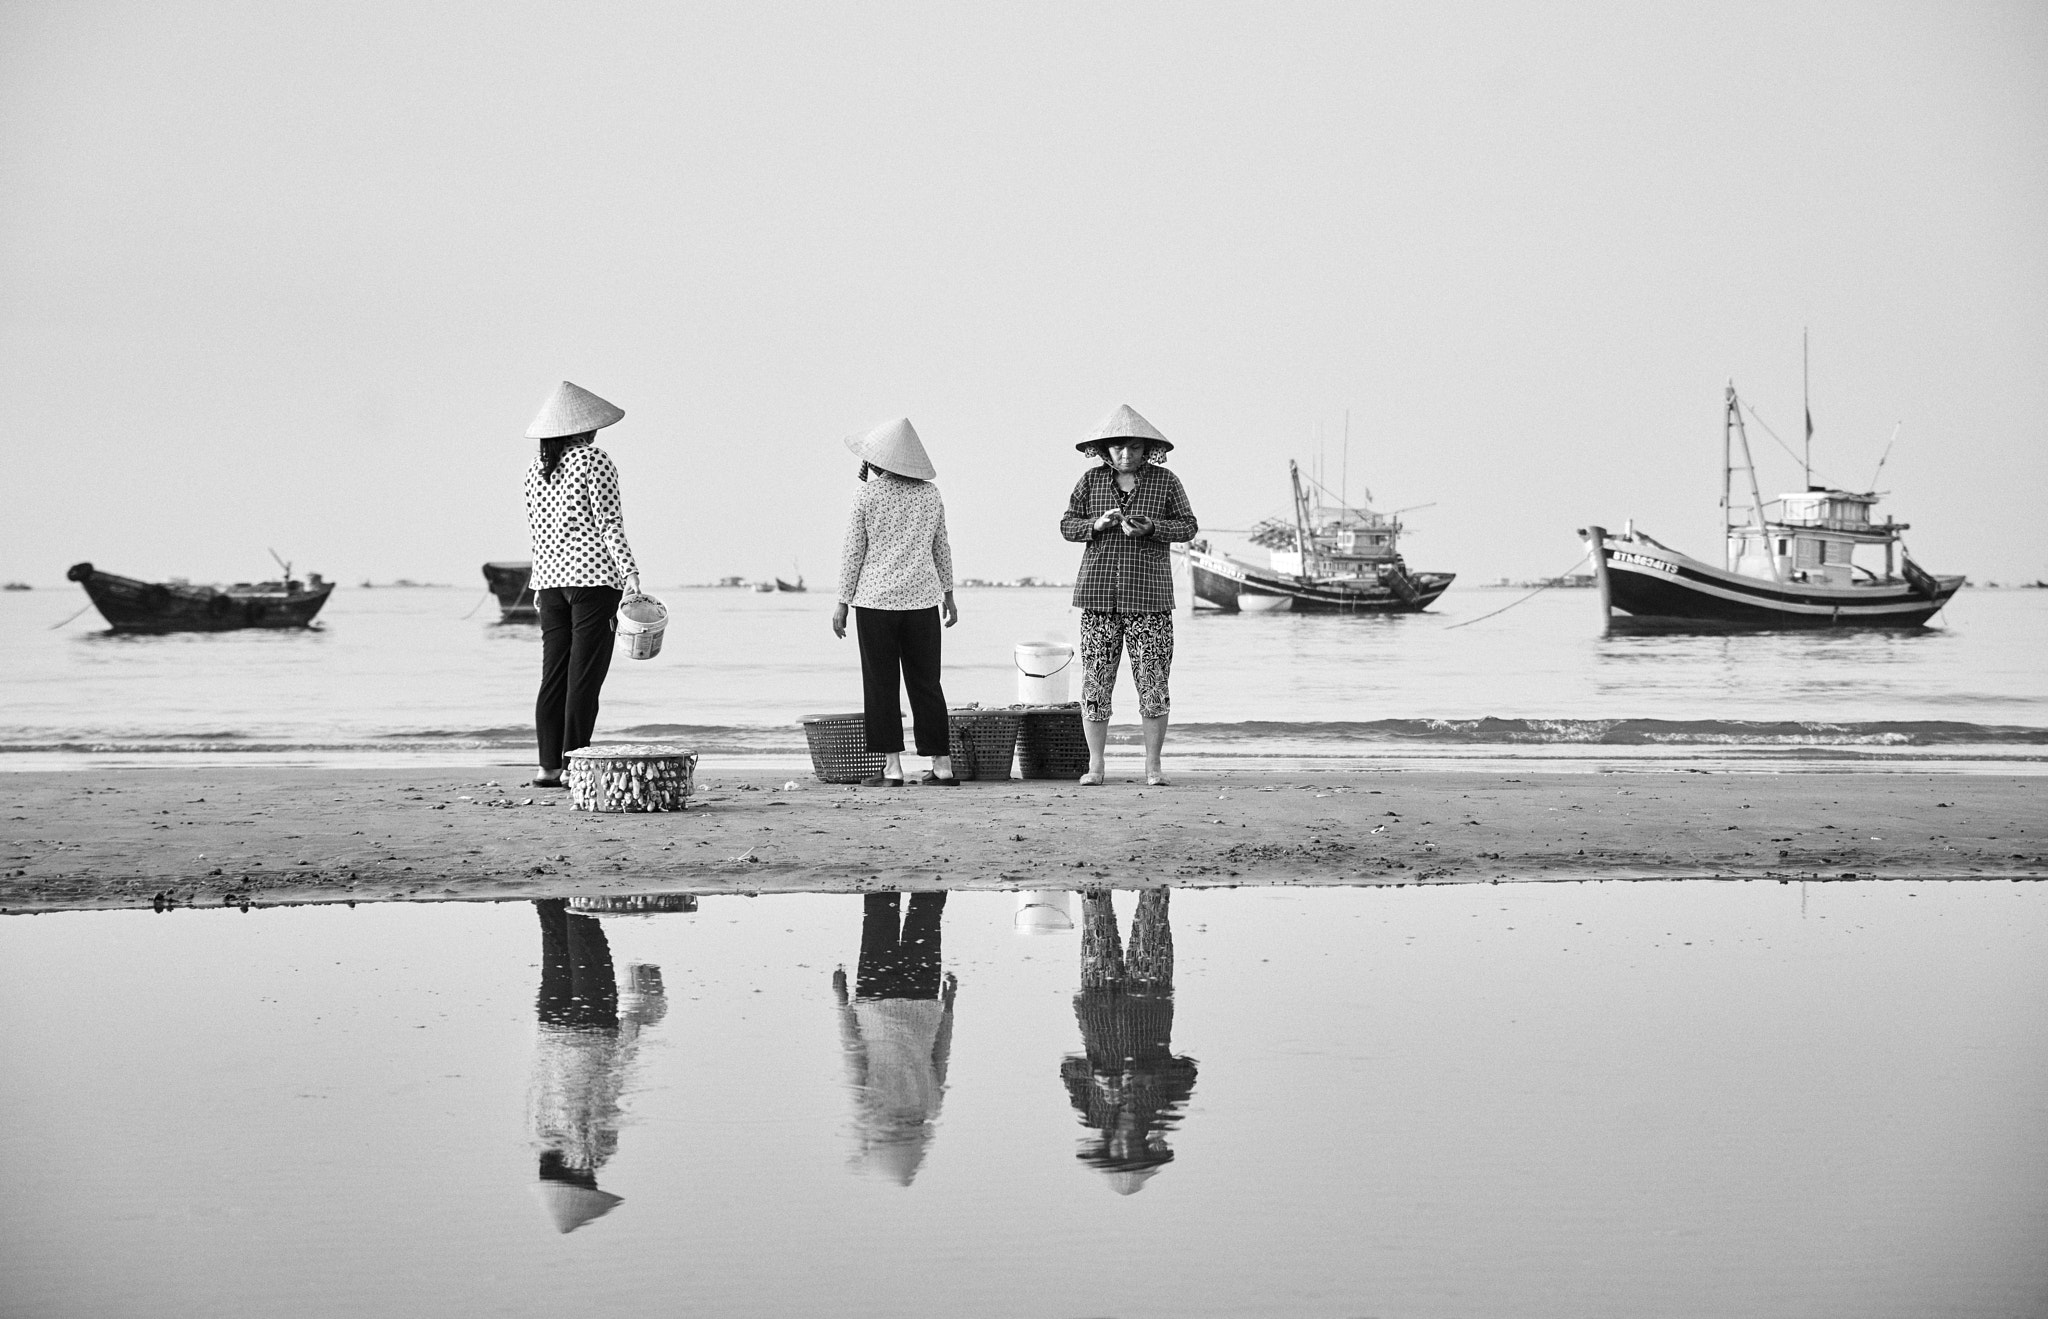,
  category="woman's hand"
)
[1092,509,1123,533]
[941,592,958,627]
[831,602,849,638]
[1121,514,1155,538]
[623,573,641,595]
